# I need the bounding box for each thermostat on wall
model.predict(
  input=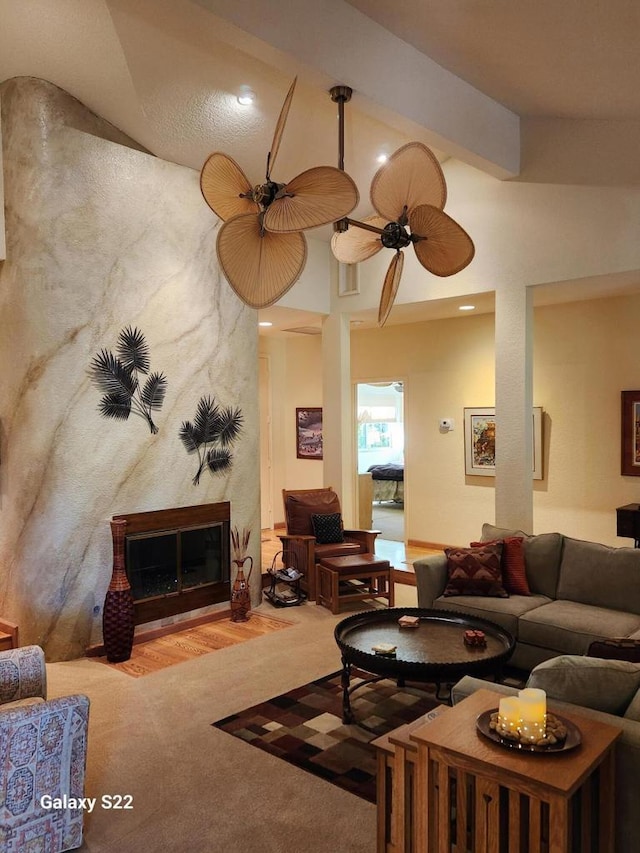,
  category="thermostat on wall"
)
[439,418,455,431]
